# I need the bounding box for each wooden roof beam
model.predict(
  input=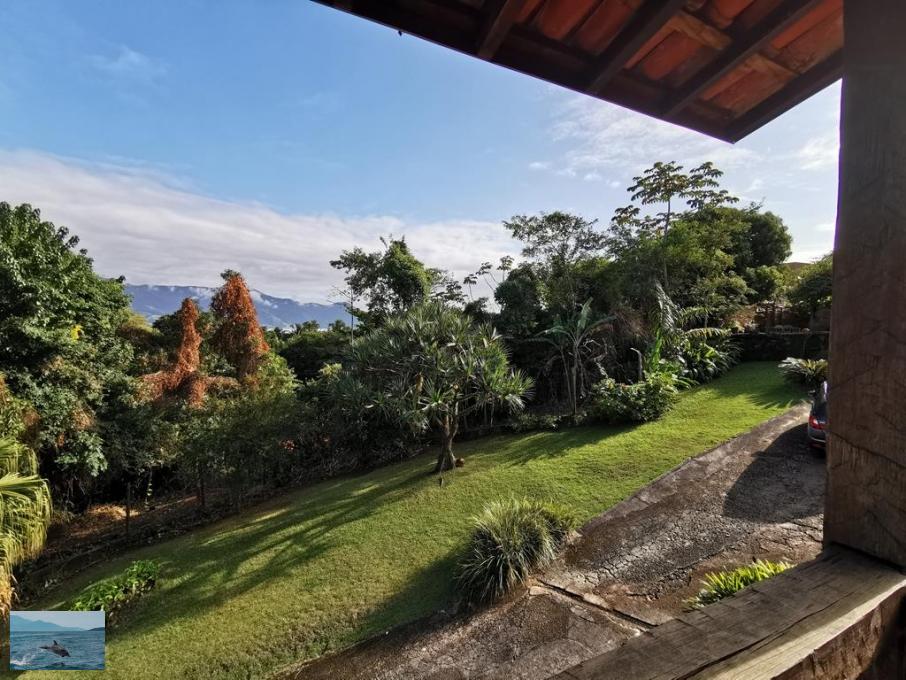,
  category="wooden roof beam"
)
[726,49,842,141]
[663,0,824,118]
[477,0,528,59]
[585,0,688,96]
